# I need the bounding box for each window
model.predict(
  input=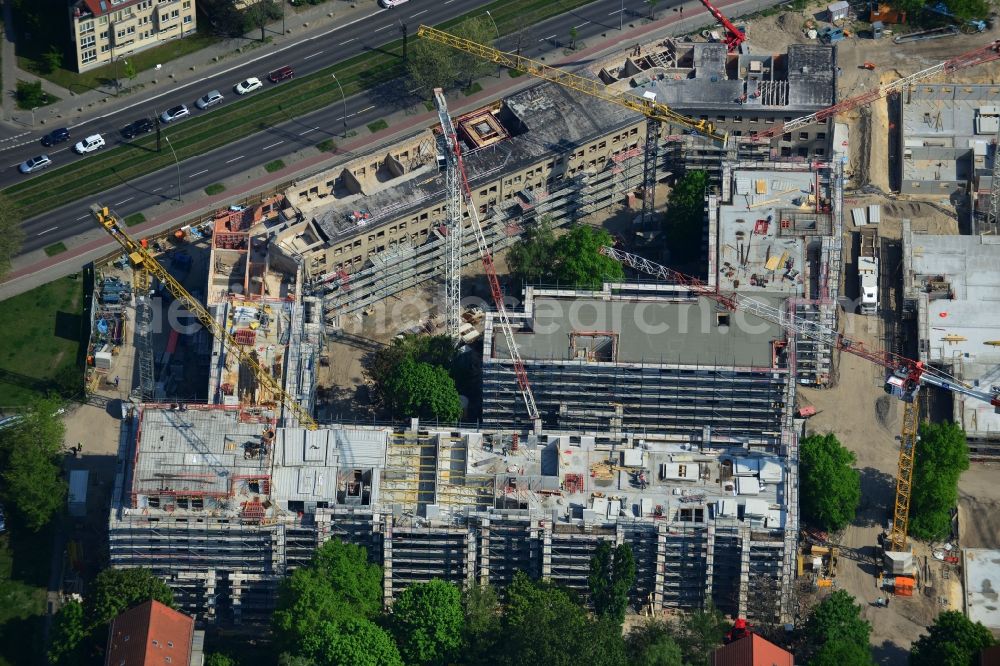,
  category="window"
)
[734,116,743,123]
[99,16,108,24]
[816,132,827,140]
[798,132,809,141]
[81,48,97,64]
[171,9,179,17]
[100,30,109,39]
[81,35,96,48]
[79,21,95,35]
[183,0,191,6]
[598,141,606,149]
[782,133,791,142]
[101,44,110,53]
